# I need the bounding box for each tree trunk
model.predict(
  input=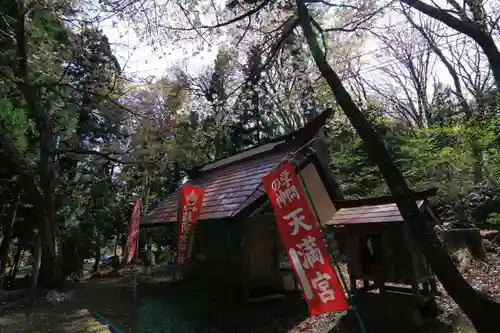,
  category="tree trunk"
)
[9,246,22,279]
[30,231,42,290]
[39,220,63,288]
[297,2,500,332]
[402,9,472,118]
[37,127,64,287]
[9,0,63,288]
[0,196,9,261]
[93,247,101,273]
[38,184,63,287]
[471,146,483,183]
[75,243,83,279]
[120,234,129,268]
[0,194,20,280]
